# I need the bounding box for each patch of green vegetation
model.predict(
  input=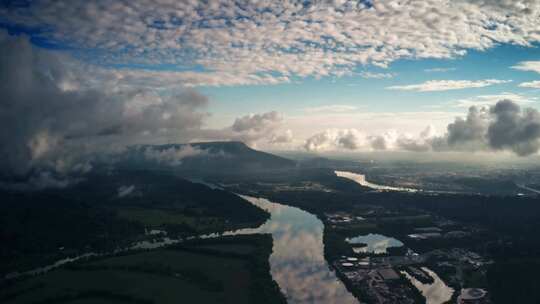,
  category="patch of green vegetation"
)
[463,267,487,288]
[0,170,269,275]
[488,257,540,304]
[195,244,256,255]
[114,206,225,233]
[0,235,286,304]
[116,207,196,227]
